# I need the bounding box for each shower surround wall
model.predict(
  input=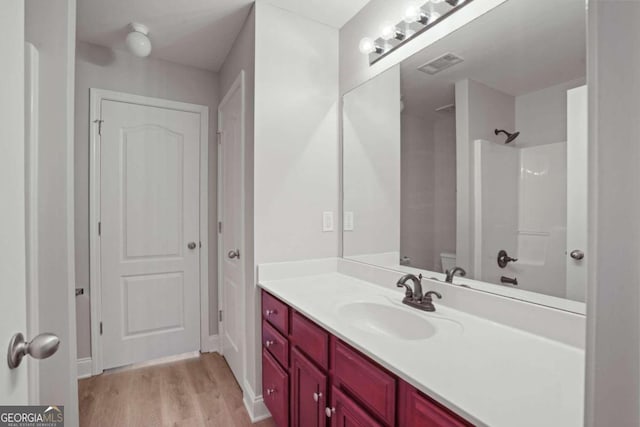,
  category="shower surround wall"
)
[475,140,568,297]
